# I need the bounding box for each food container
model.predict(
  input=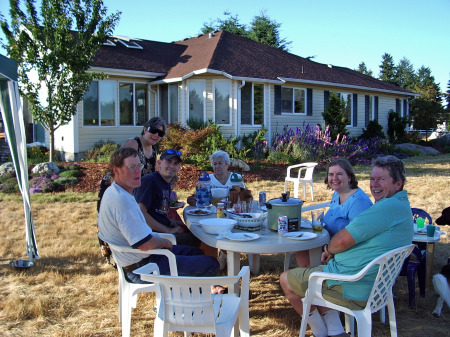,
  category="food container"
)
[265,193,303,231]
[198,218,237,234]
[231,212,267,228]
